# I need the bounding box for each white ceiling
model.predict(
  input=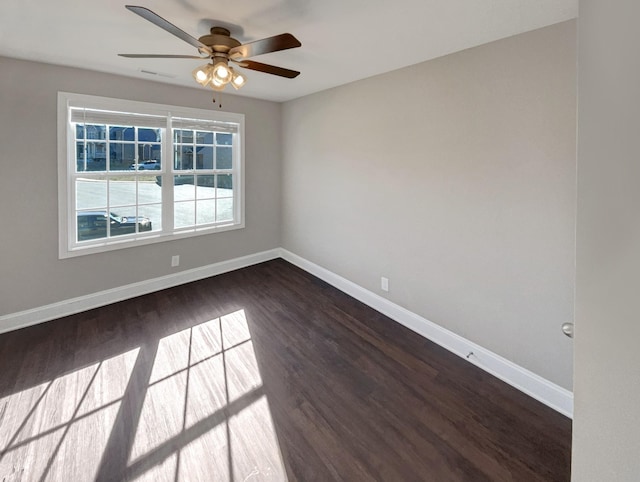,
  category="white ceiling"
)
[0,0,577,102]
